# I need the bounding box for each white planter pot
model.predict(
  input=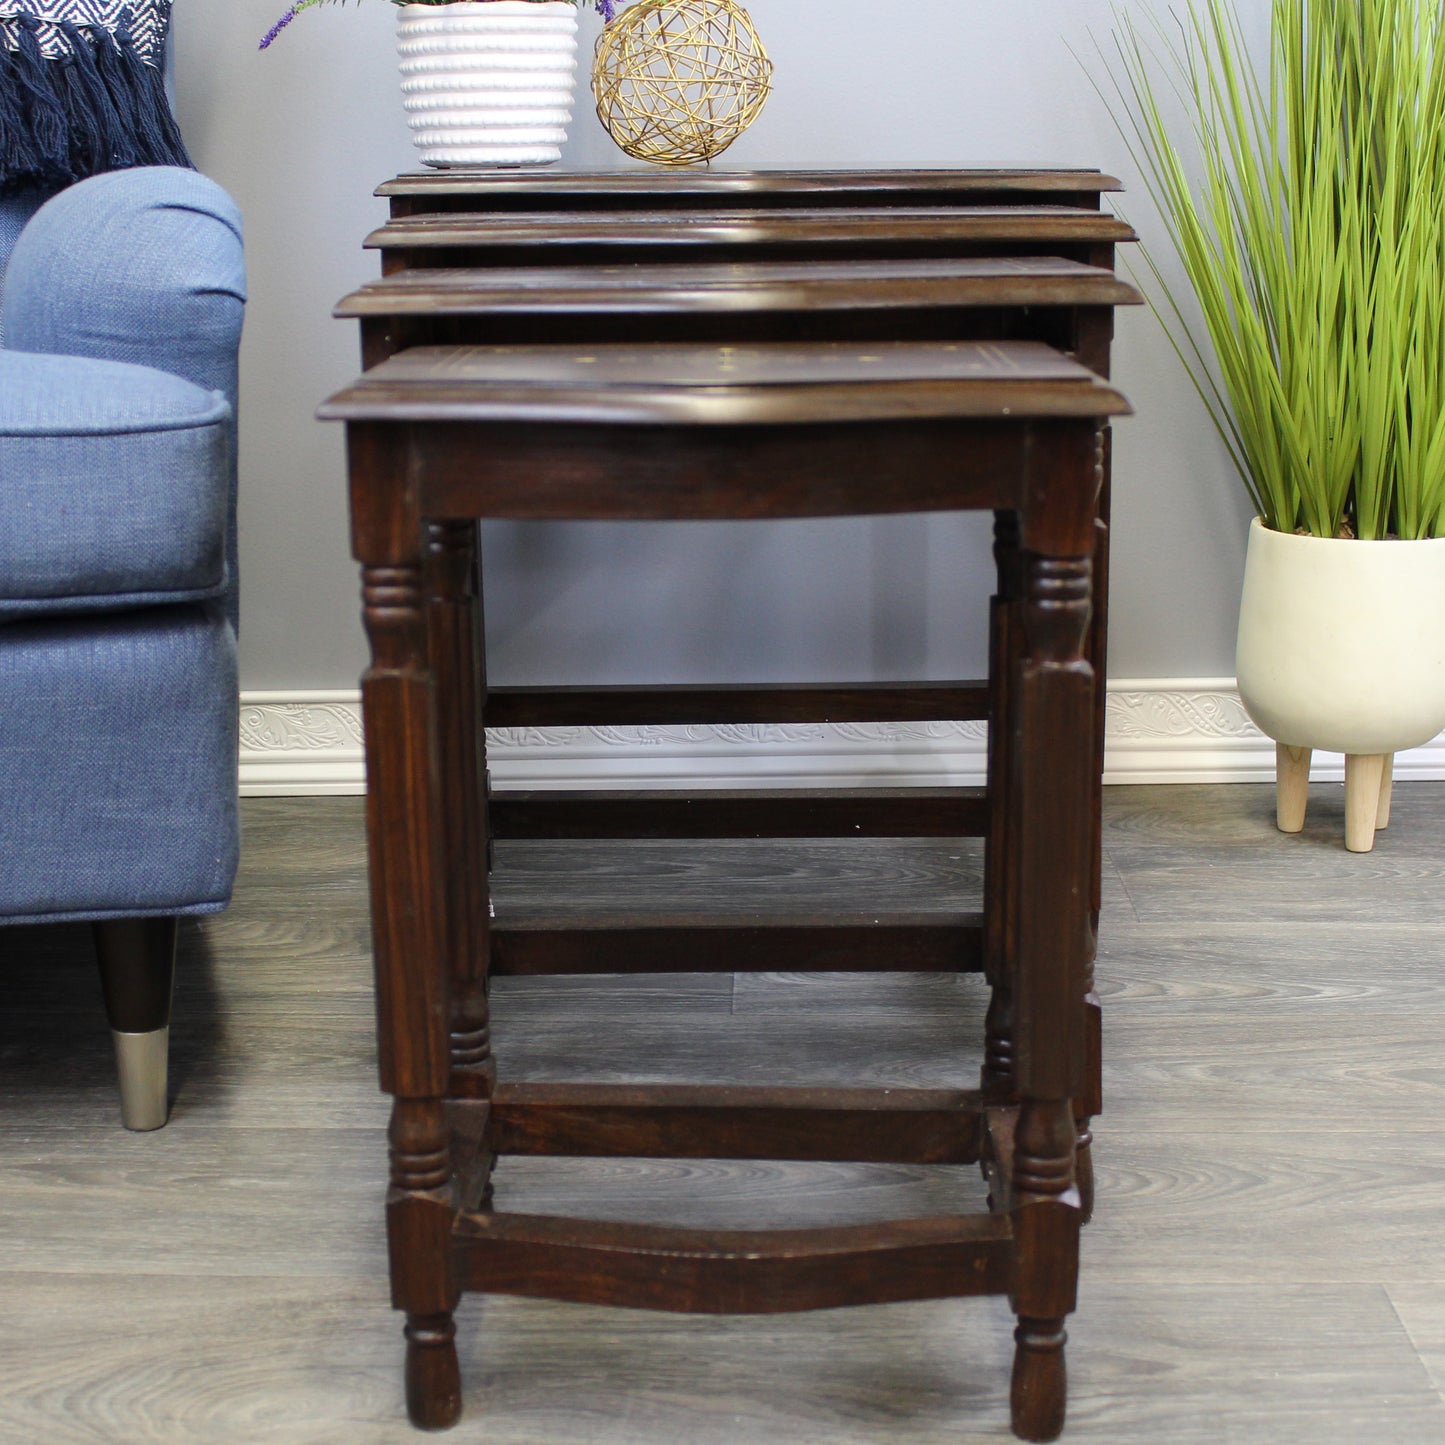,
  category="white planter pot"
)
[397,2,579,169]
[1236,516,1445,850]
[1235,516,1445,755]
